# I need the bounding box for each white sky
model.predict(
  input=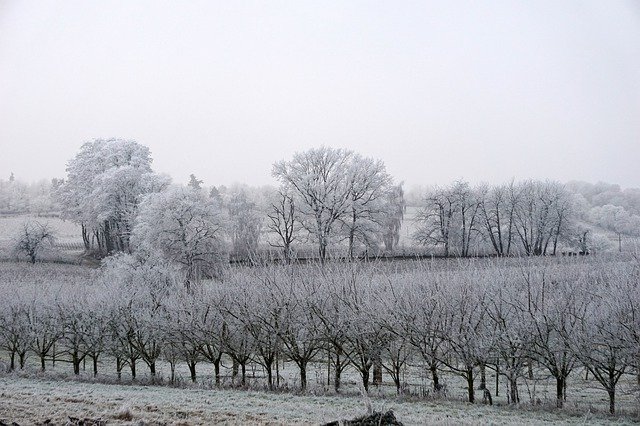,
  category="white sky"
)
[1,1,639,189]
